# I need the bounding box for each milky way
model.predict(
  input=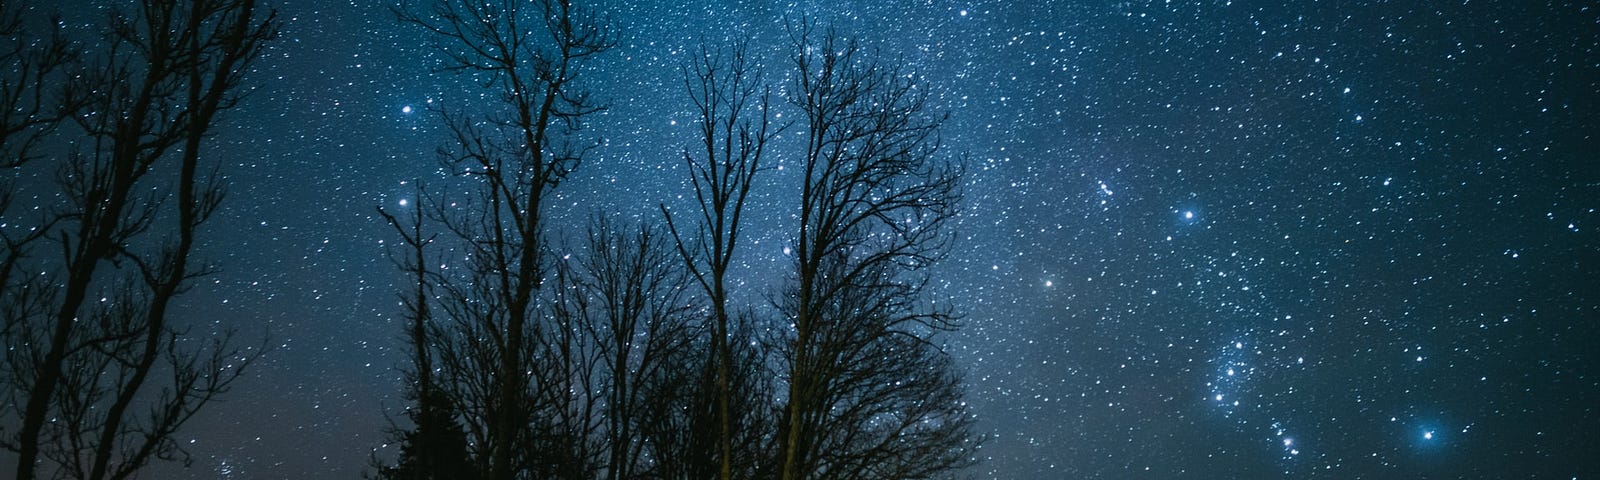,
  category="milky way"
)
[58,0,1593,477]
